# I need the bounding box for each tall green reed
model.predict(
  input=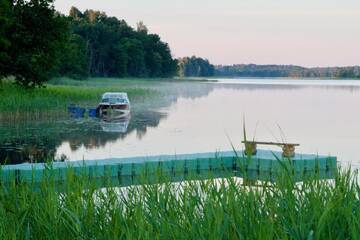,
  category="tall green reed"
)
[0,80,152,121]
[0,164,358,239]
